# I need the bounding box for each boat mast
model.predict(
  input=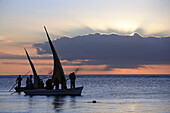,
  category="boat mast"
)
[24,48,40,88]
[24,48,37,76]
[44,26,67,88]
